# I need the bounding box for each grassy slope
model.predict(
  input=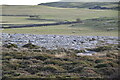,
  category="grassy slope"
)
[2,5,118,20]
[1,5,118,36]
[3,24,118,36]
[39,2,119,9]
[1,16,56,25]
